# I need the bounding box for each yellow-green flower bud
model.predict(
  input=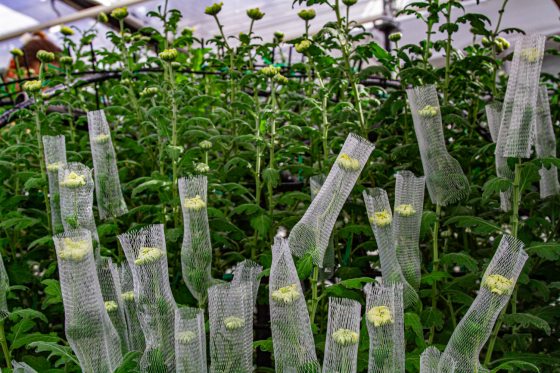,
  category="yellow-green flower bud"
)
[199,140,213,149]
[105,301,118,312]
[274,74,289,85]
[246,8,265,20]
[195,162,210,174]
[140,87,159,97]
[159,48,178,62]
[59,238,90,261]
[224,316,245,331]
[98,12,109,23]
[260,65,281,77]
[295,39,312,53]
[337,153,361,171]
[134,247,164,266]
[60,25,74,36]
[342,0,358,5]
[395,204,416,217]
[369,210,392,227]
[47,162,63,172]
[274,31,284,42]
[184,195,206,210]
[495,37,510,50]
[332,328,359,345]
[94,133,111,144]
[10,48,24,57]
[176,331,197,344]
[37,50,55,63]
[483,274,513,295]
[418,105,439,118]
[271,284,300,304]
[60,172,86,188]
[111,7,128,20]
[298,9,316,21]
[121,291,134,302]
[23,80,42,93]
[388,32,402,42]
[59,56,73,66]
[481,37,492,47]
[367,305,393,327]
[205,2,223,16]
